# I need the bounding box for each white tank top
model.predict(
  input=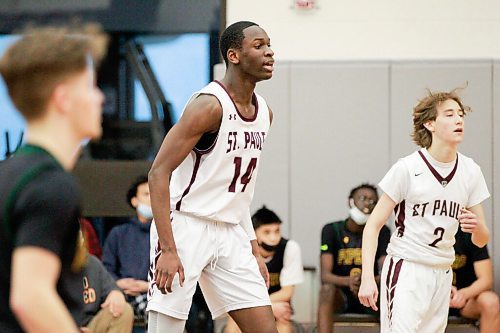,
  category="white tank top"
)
[379,149,489,267]
[170,81,270,224]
